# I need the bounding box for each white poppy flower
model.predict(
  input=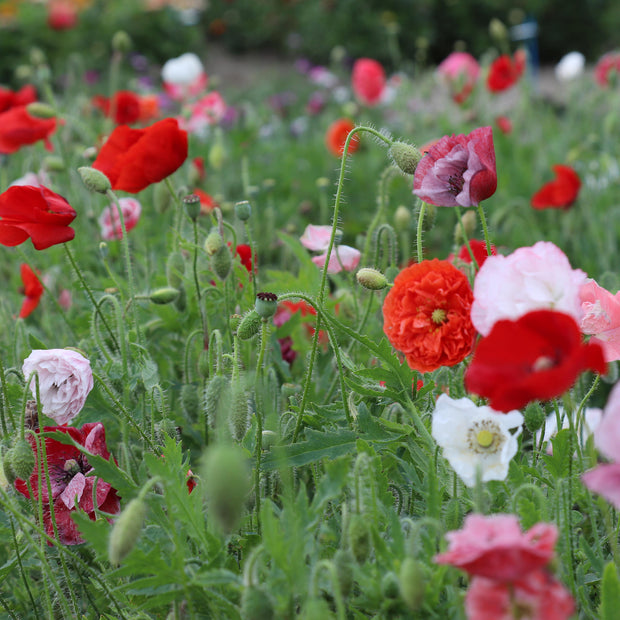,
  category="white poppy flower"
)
[432,394,523,487]
[555,52,585,82]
